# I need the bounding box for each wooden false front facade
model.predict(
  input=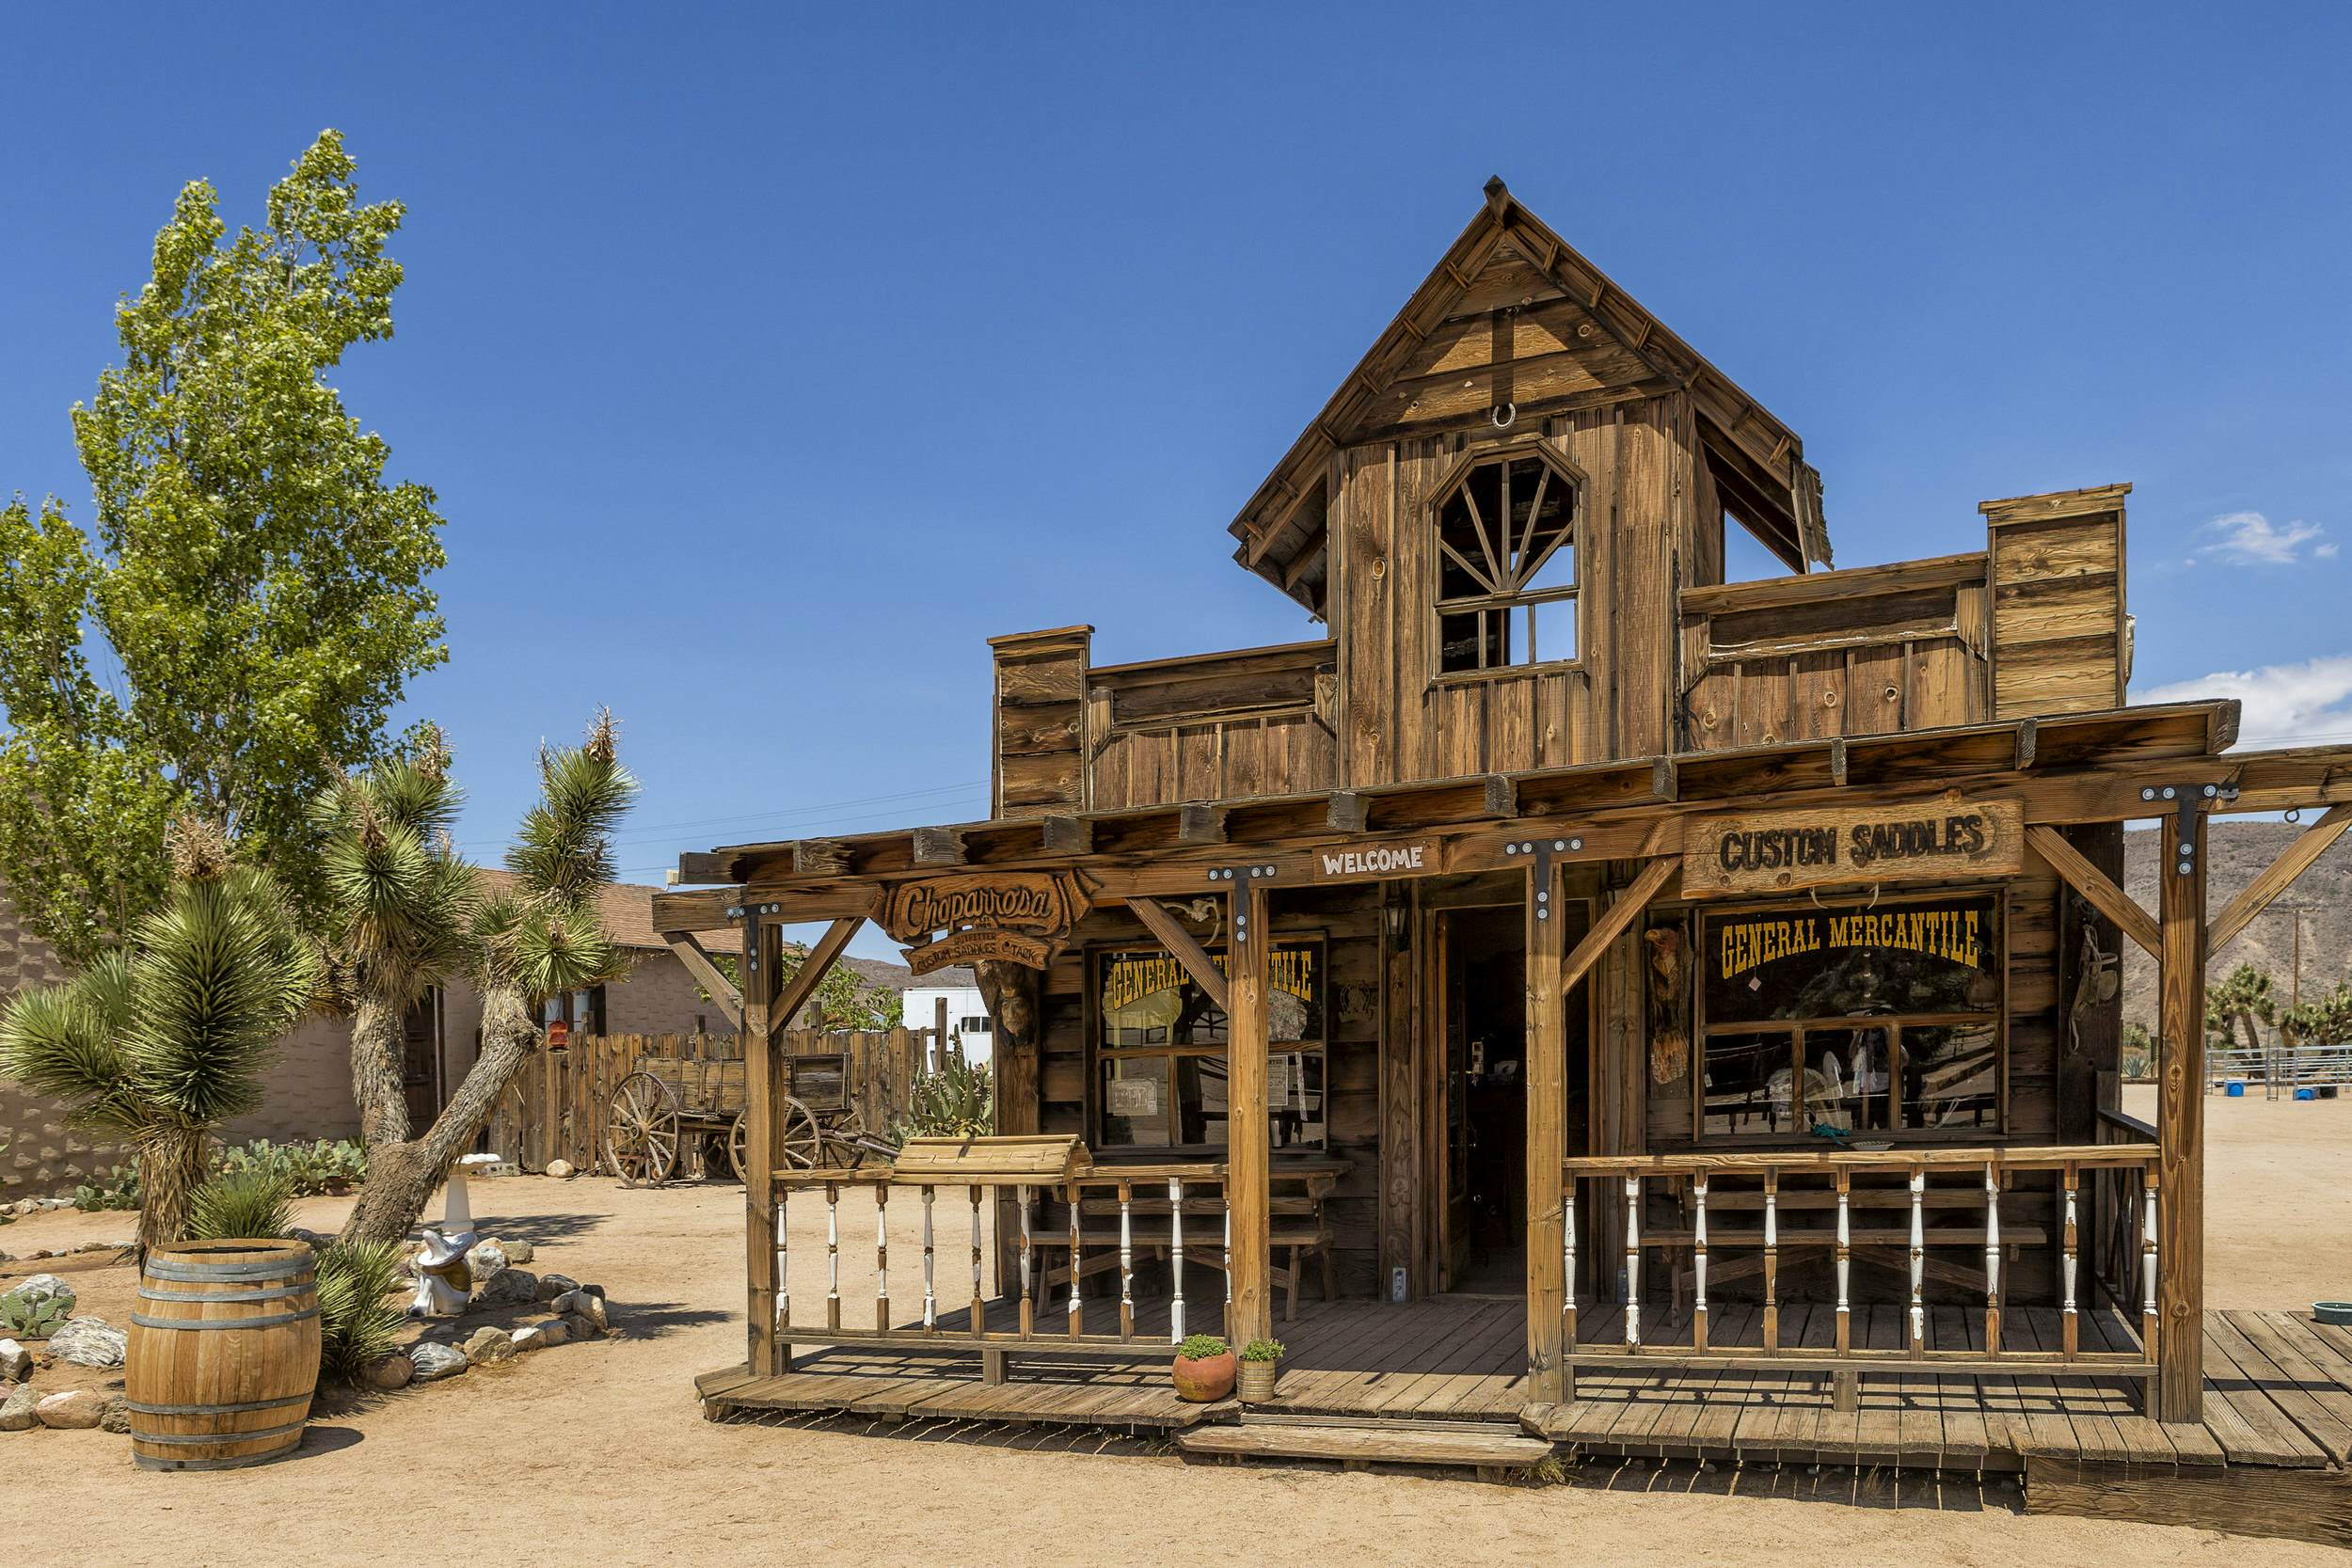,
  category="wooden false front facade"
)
[667,182,2352,1523]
